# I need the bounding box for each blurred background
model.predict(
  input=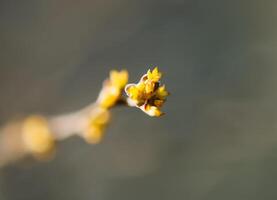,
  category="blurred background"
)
[0,0,277,199]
